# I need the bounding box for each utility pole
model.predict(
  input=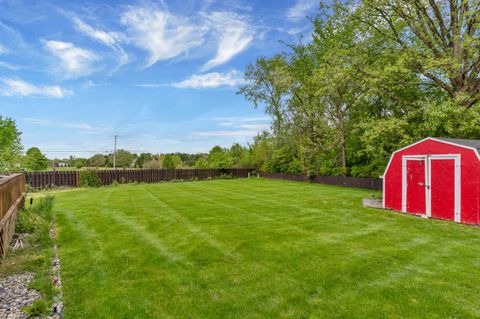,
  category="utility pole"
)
[113,135,118,169]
